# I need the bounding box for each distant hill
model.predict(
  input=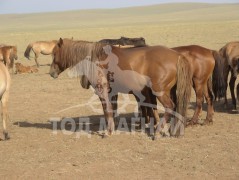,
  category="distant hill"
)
[0,3,238,32]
